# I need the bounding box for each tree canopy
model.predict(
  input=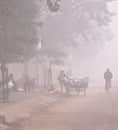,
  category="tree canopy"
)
[47,0,61,12]
[41,0,114,57]
[0,0,114,63]
[0,0,44,63]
